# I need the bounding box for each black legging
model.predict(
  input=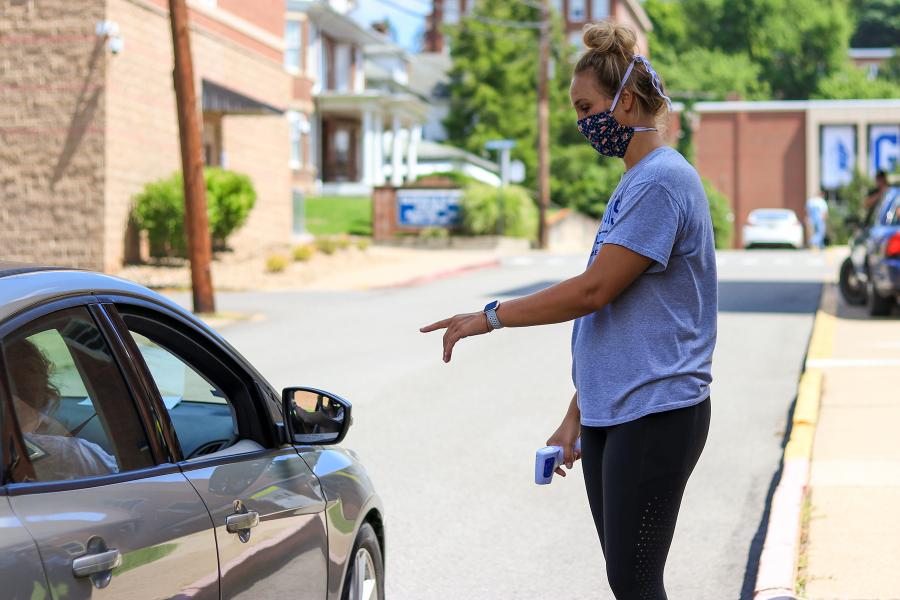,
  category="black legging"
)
[581,397,711,600]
